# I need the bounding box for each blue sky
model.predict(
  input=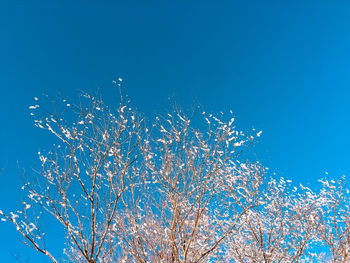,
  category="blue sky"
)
[0,1,350,262]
